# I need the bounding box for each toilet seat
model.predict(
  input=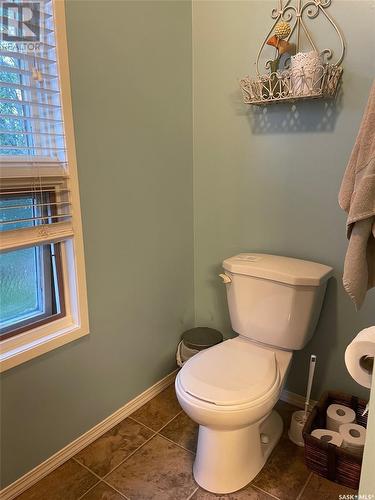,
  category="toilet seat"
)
[179,338,279,406]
